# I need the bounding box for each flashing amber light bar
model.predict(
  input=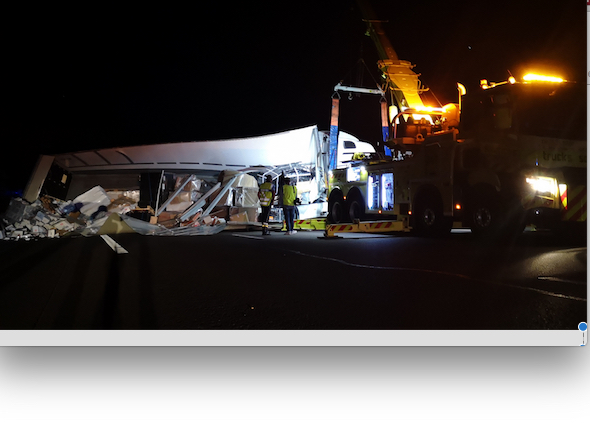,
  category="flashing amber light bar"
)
[522,73,565,83]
